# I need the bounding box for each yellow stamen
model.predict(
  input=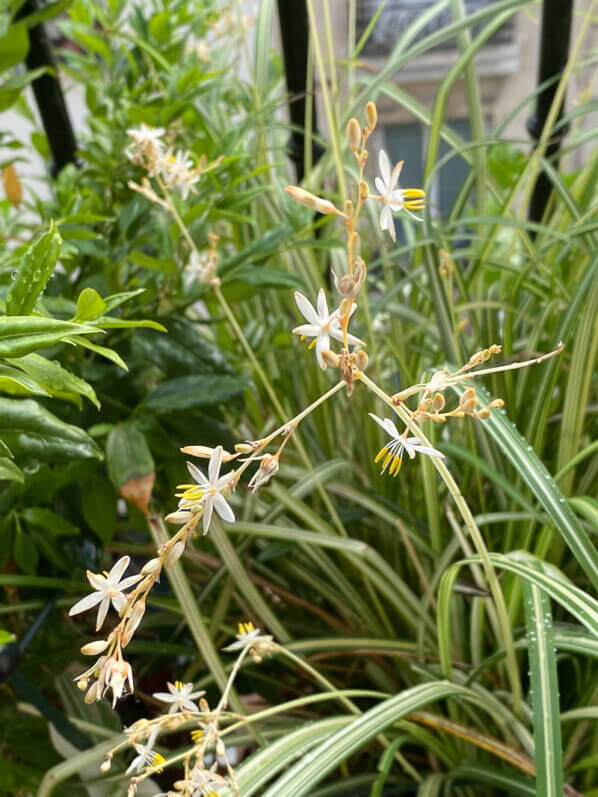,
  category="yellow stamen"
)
[300,335,306,341]
[102,571,109,578]
[175,680,184,690]
[151,752,165,772]
[374,446,388,464]
[382,451,392,470]
[403,188,425,198]
[191,729,204,743]
[405,200,425,210]
[308,339,317,350]
[390,455,403,477]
